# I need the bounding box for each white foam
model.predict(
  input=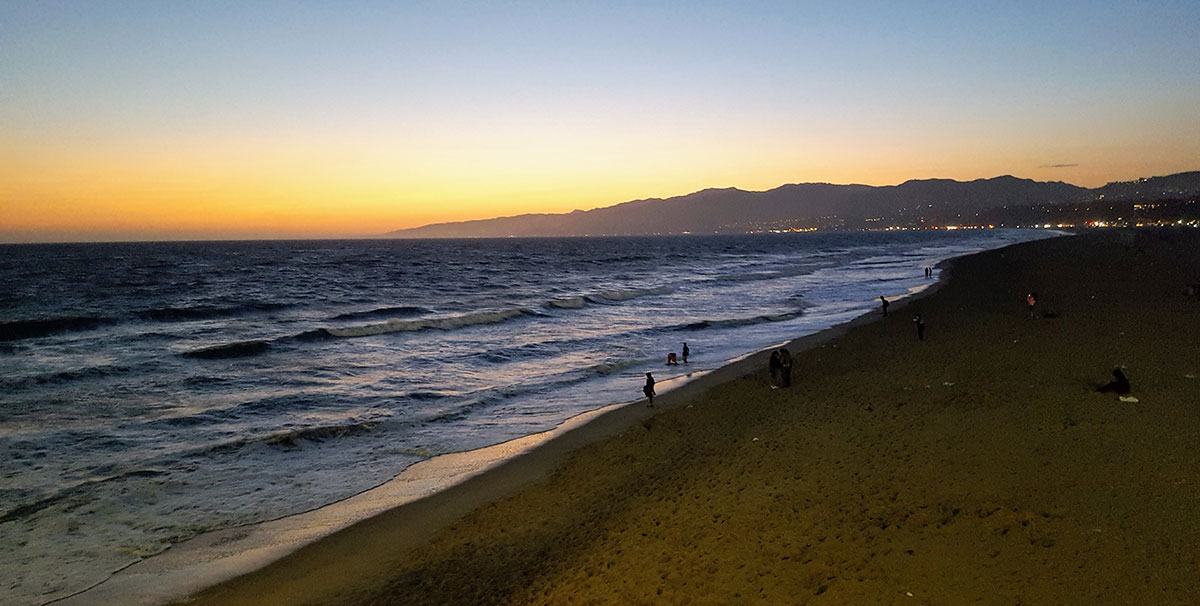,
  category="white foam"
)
[54,401,628,606]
